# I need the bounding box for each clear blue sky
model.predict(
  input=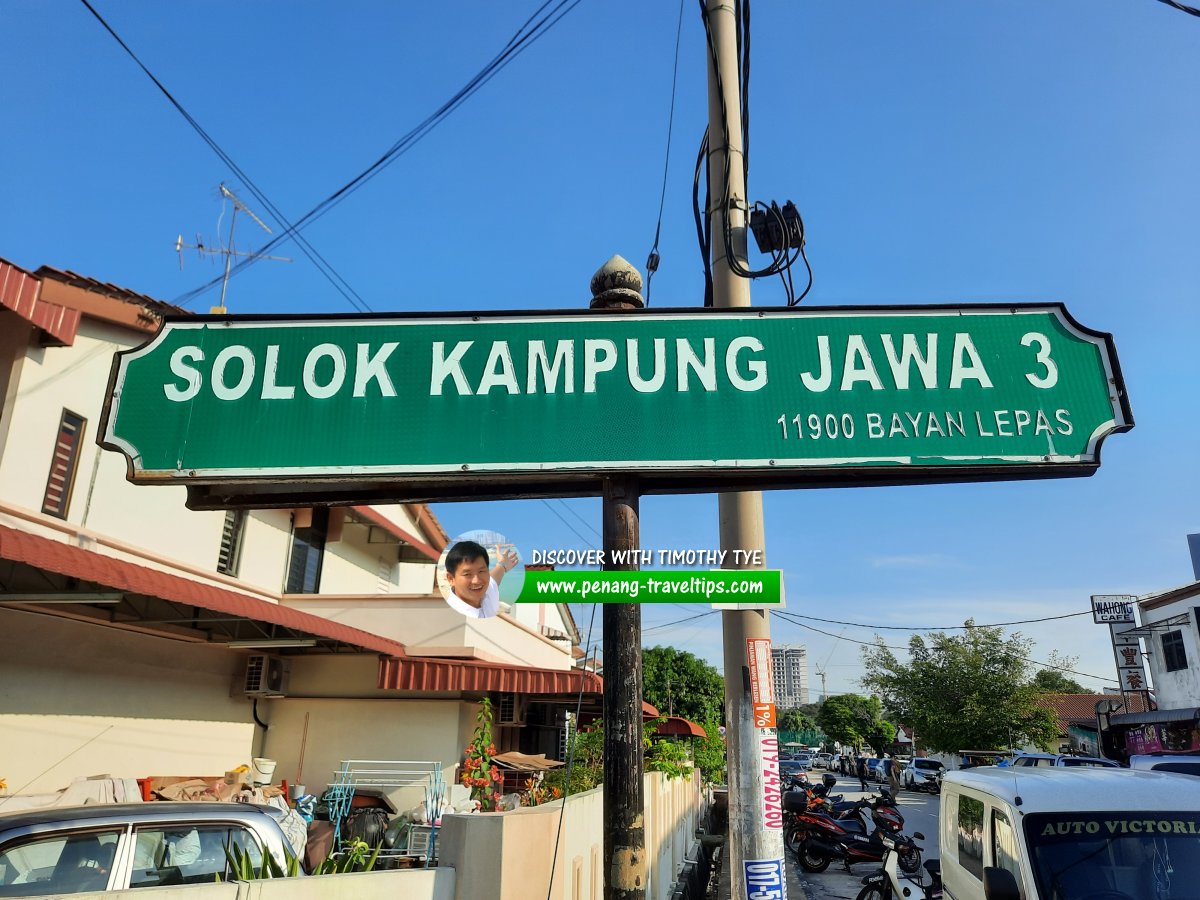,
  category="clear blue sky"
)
[6,1,1199,696]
